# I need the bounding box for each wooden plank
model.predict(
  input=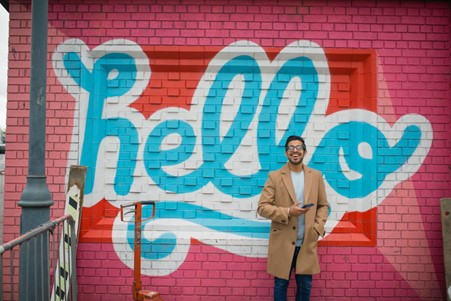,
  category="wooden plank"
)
[65,165,88,243]
[52,165,87,301]
[441,198,451,301]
